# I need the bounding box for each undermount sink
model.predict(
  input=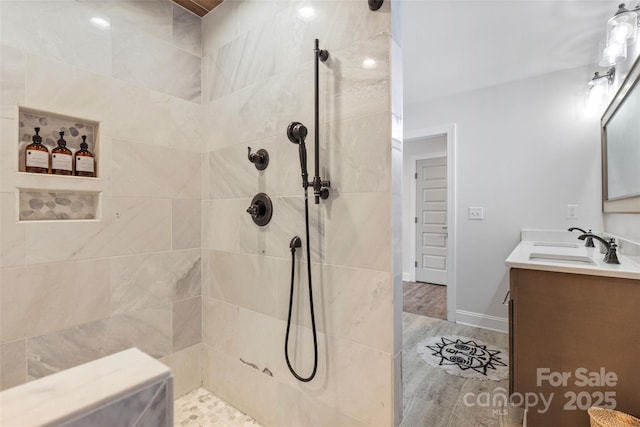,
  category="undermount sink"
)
[529,252,596,265]
[533,242,579,248]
